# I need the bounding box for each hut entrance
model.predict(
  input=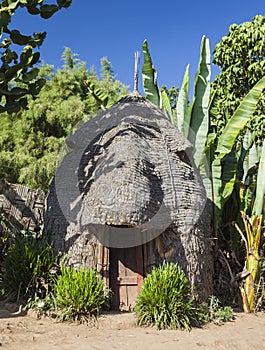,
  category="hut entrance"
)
[109,246,144,311]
